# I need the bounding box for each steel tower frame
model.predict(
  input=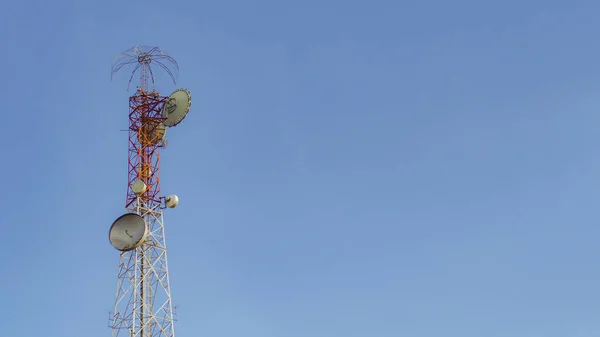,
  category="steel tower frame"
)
[110,197,175,337]
[109,46,180,337]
